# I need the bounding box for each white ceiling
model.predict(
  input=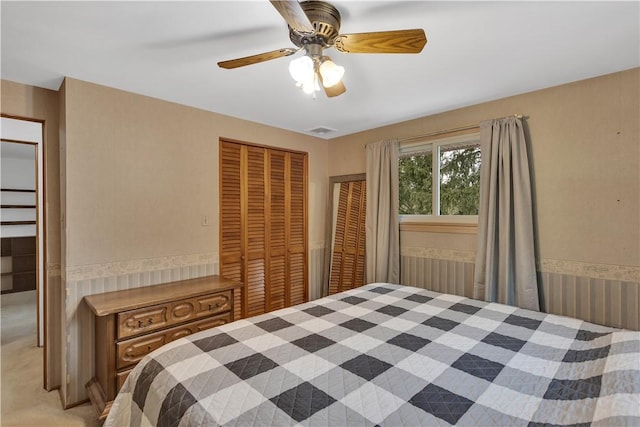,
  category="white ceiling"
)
[2,1,639,139]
